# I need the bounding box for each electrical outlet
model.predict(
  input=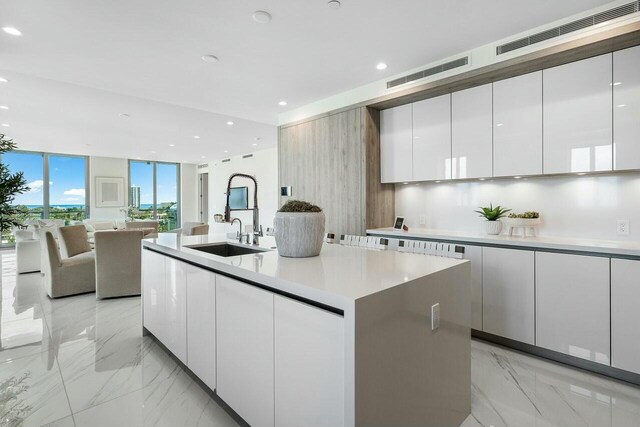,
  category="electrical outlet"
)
[617,219,630,236]
[419,214,426,225]
[431,303,440,331]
